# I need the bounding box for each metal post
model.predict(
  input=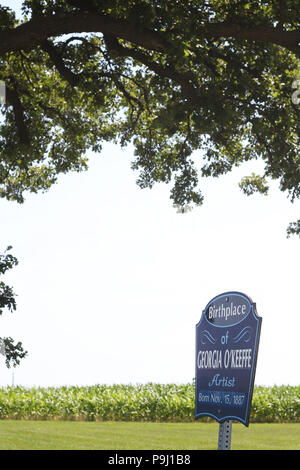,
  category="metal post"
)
[218,420,232,450]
